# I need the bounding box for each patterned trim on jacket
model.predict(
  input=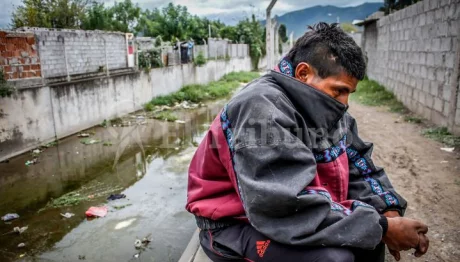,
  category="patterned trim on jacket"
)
[298,188,352,216]
[346,146,400,207]
[314,135,347,163]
